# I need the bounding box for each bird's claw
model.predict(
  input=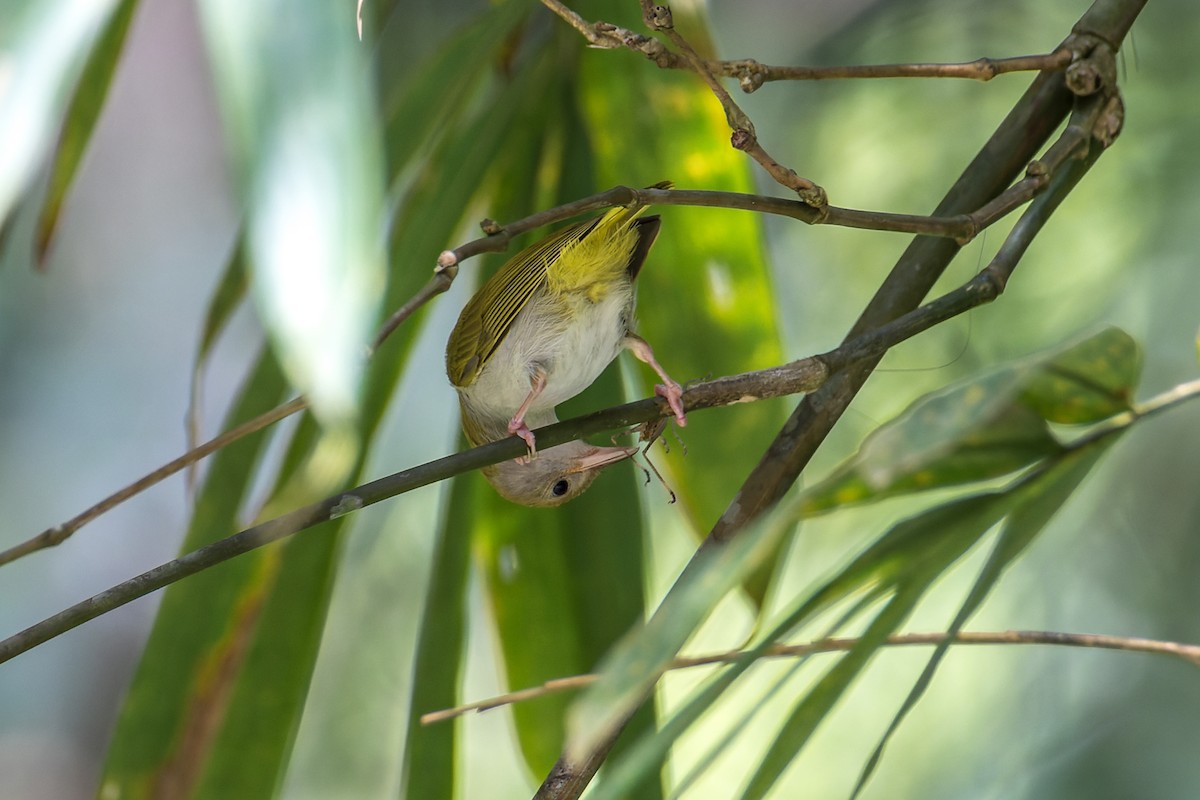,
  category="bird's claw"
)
[509,419,538,463]
[655,381,687,427]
